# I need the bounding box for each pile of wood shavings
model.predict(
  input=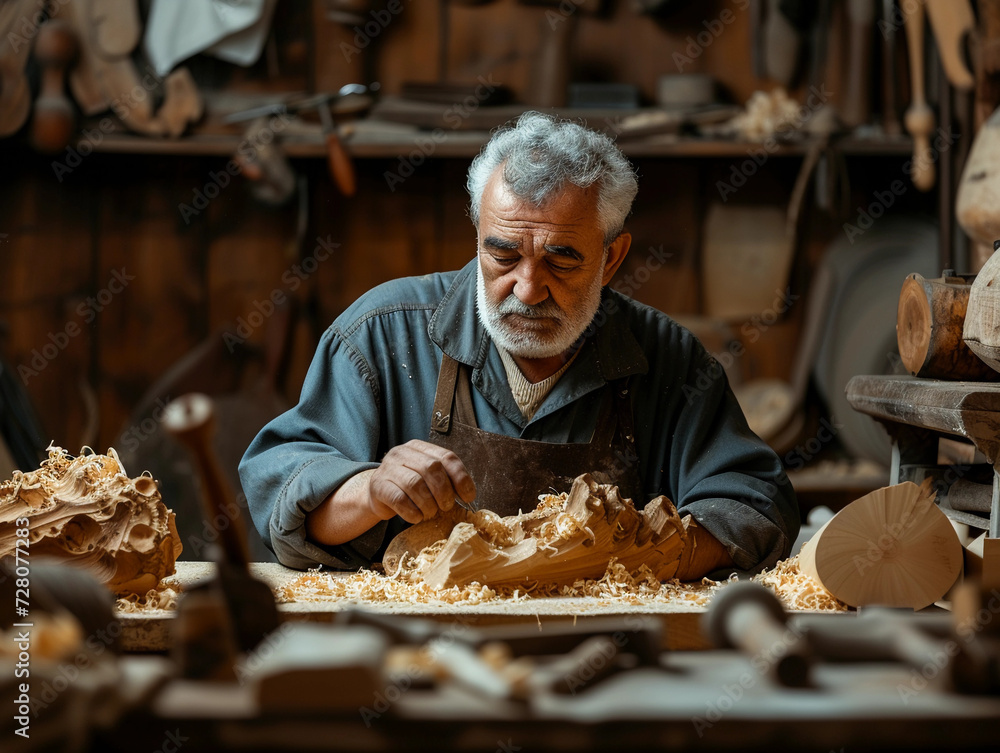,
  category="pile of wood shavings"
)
[751,554,848,612]
[115,582,183,612]
[278,557,718,607]
[278,554,845,611]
